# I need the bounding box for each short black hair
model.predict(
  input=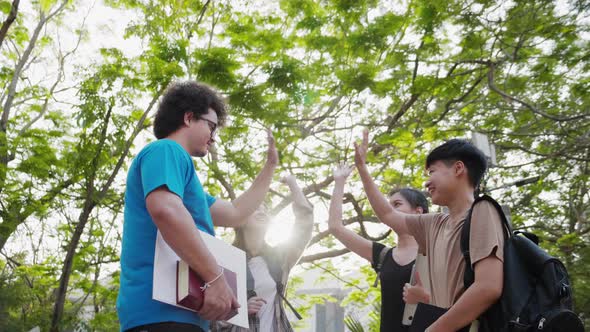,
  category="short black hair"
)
[153,81,227,139]
[426,139,488,188]
[388,187,429,213]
